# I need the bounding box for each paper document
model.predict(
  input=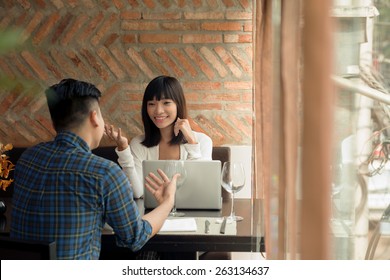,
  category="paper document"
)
[159,218,197,232]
